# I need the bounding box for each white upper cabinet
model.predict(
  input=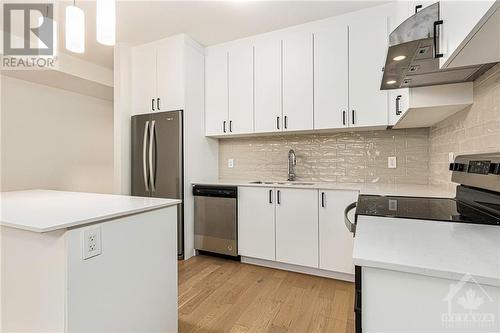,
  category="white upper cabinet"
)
[390,82,473,129]
[204,3,395,136]
[282,32,314,132]
[205,47,228,136]
[313,22,349,130]
[275,188,318,268]
[228,43,254,135]
[132,38,187,116]
[319,190,358,274]
[238,187,276,261]
[132,44,157,115]
[348,12,388,128]
[439,1,498,69]
[156,42,184,112]
[254,36,282,133]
